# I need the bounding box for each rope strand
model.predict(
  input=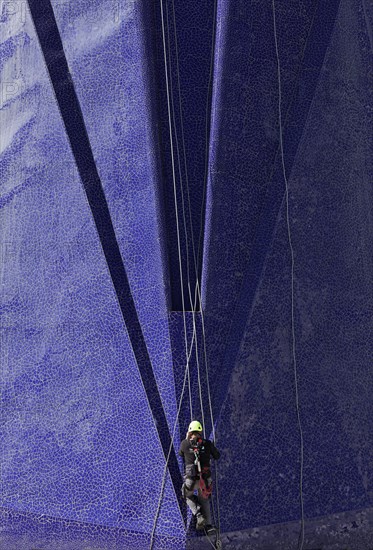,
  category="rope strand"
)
[168,0,206,428]
[161,0,194,421]
[272,2,305,549]
[164,0,195,420]
[149,327,198,550]
[151,1,221,546]
[149,2,196,547]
